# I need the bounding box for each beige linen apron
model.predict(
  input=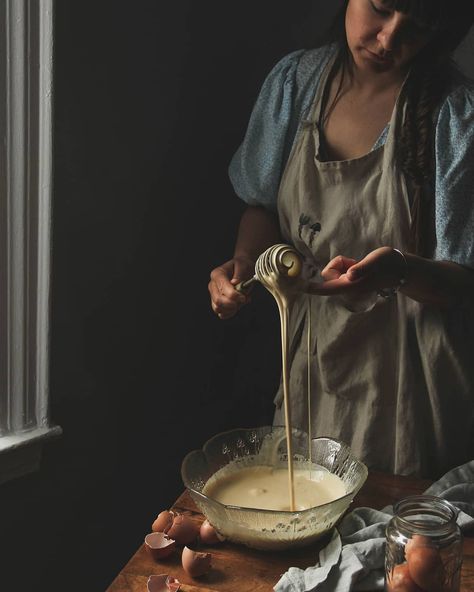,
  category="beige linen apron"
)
[273,56,474,478]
